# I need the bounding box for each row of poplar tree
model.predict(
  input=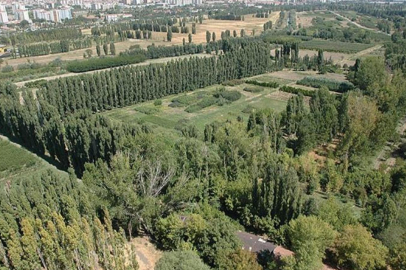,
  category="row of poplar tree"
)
[16,38,93,58]
[8,28,83,45]
[91,17,200,37]
[0,41,271,176]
